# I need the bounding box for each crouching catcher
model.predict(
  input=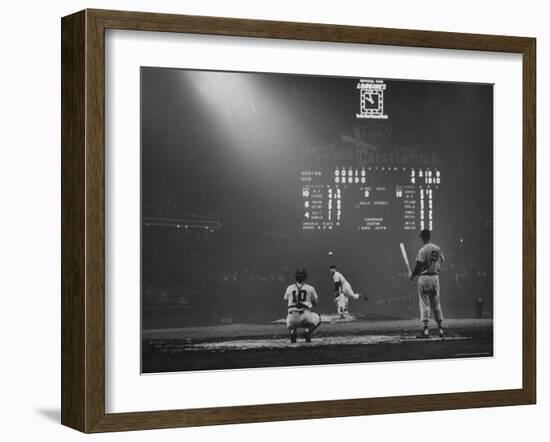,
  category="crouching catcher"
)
[283,268,322,343]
